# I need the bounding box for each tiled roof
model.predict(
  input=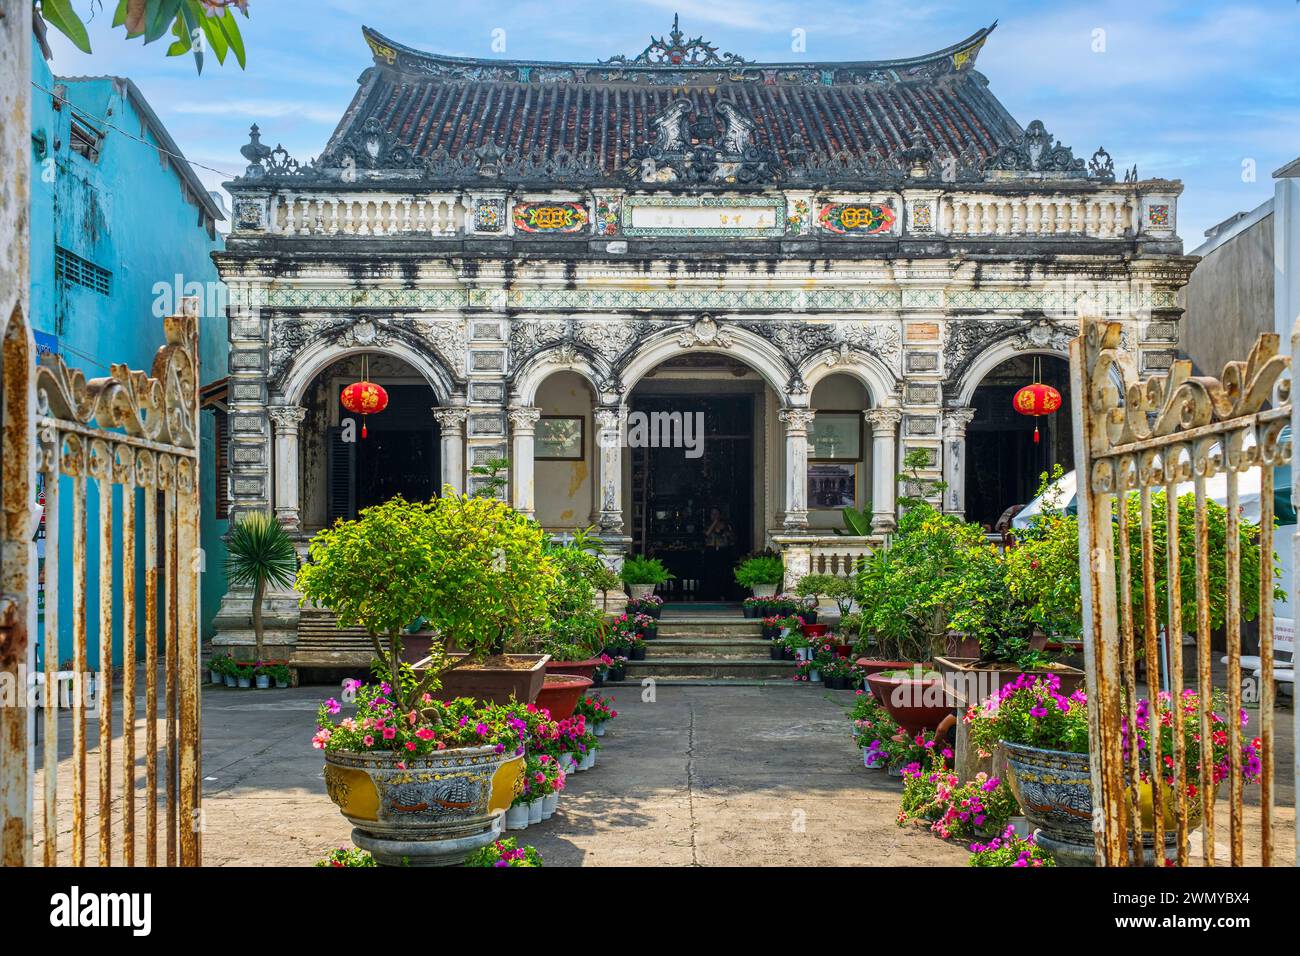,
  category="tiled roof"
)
[324,21,1023,175]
